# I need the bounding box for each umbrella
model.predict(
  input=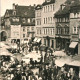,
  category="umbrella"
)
[53,51,67,57]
